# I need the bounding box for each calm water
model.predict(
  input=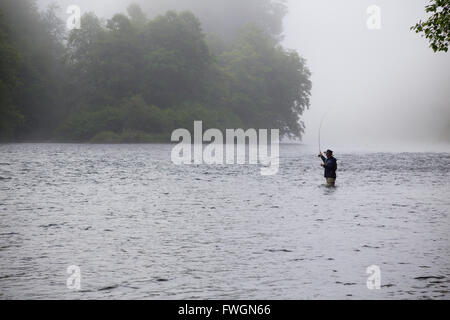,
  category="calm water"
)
[0,143,449,299]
